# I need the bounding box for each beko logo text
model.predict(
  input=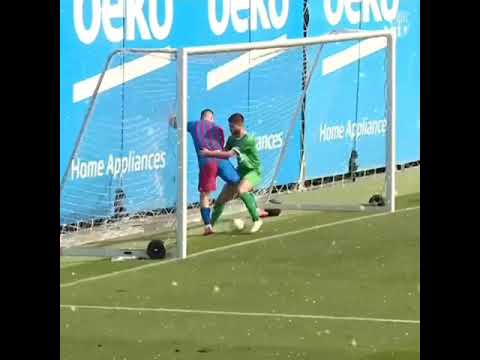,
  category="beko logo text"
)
[324,0,399,26]
[74,0,289,44]
[208,0,289,36]
[74,0,173,44]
